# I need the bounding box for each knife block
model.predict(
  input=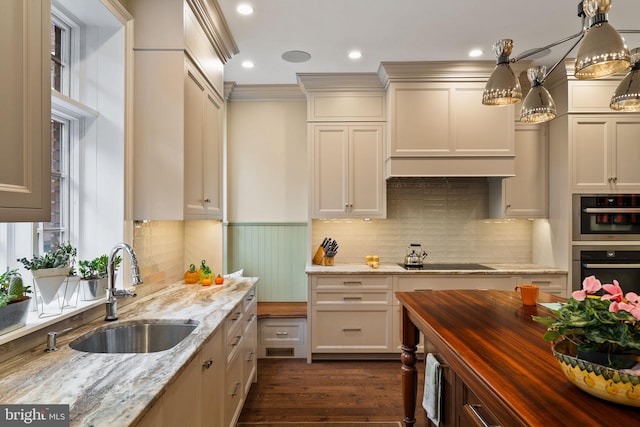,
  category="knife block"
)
[312,246,325,265]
